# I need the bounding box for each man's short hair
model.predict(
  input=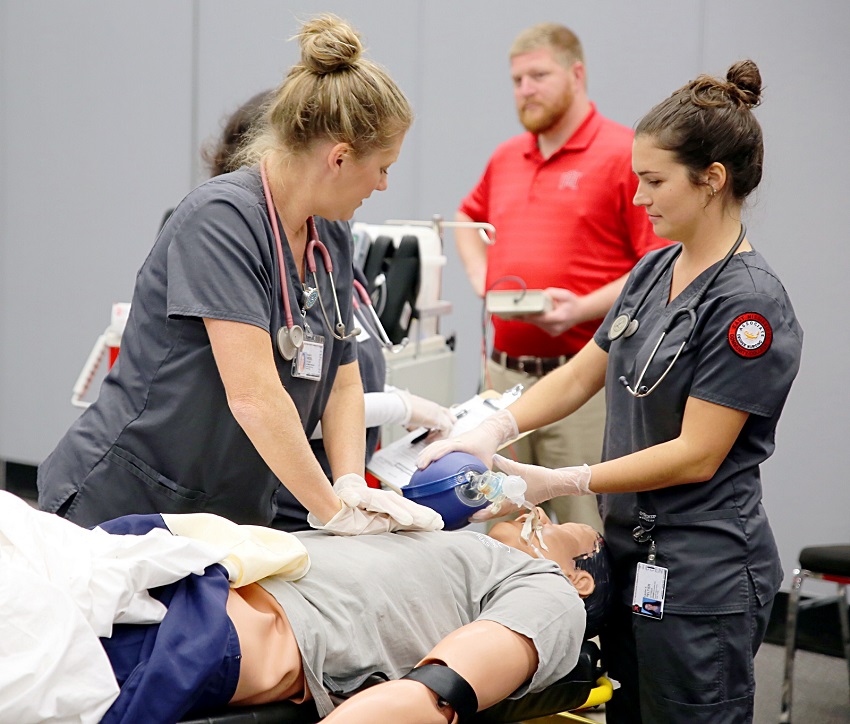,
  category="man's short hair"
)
[509,22,584,68]
[574,534,614,638]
